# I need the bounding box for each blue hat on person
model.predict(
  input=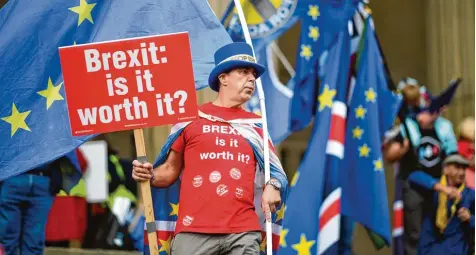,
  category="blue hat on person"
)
[208,42,266,92]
